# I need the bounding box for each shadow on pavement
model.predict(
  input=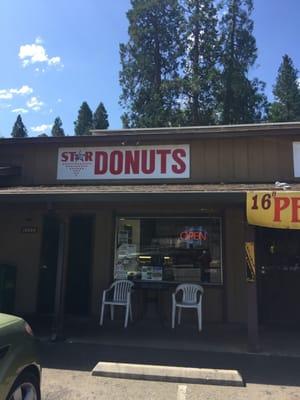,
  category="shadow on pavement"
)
[39,341,300,387]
